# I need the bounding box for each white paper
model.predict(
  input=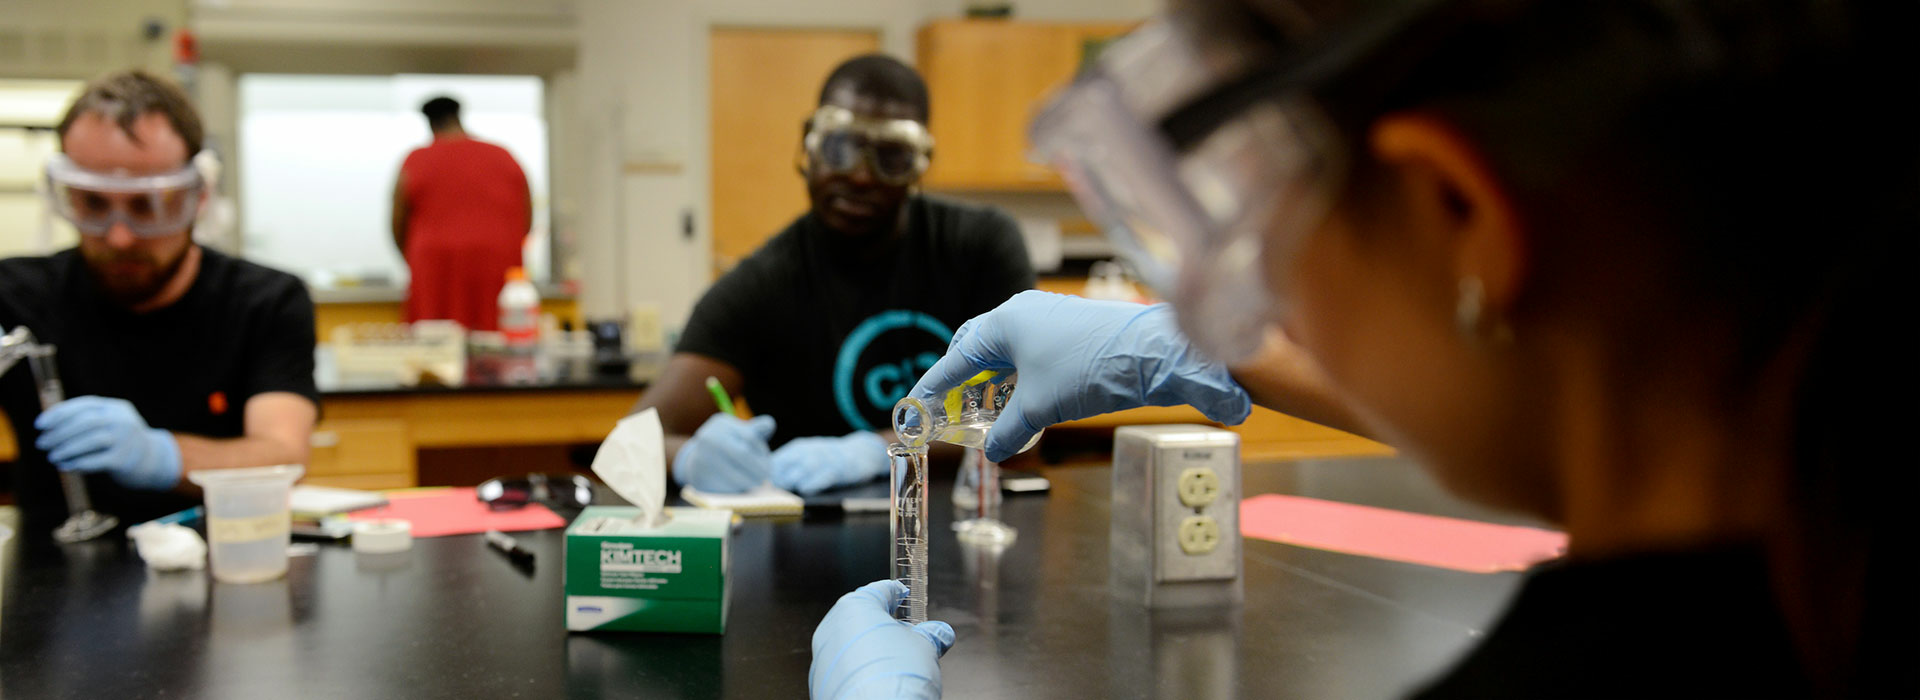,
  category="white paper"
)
[680,483,803,516]
[591,407,669,526]
[289,485,388,515]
